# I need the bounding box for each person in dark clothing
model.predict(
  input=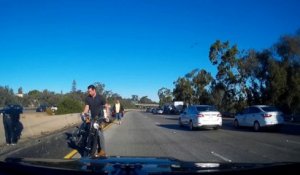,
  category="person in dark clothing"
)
[82,85,109,157]
[3,113,17,145]
[14,114,23,141]
[2,105,23,145]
